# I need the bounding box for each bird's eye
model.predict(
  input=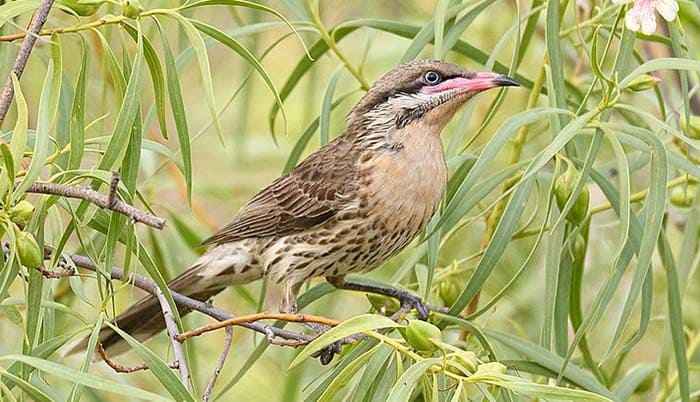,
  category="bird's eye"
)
[423,71,442,85]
